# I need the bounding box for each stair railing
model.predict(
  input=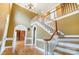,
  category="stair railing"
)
[45,3,79,21]
[43,30,57,55]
